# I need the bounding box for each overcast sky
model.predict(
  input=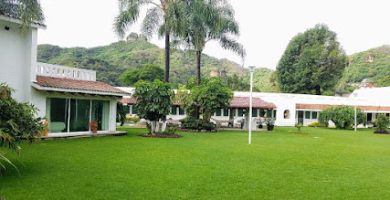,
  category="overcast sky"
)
[38,0,390,70]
